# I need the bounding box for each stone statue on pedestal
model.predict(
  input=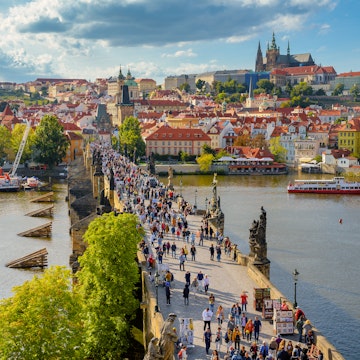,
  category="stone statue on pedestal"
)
[248,206,268,263]
[159,313,178,360]
[144,337,164,360]
[167,166,174,190]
